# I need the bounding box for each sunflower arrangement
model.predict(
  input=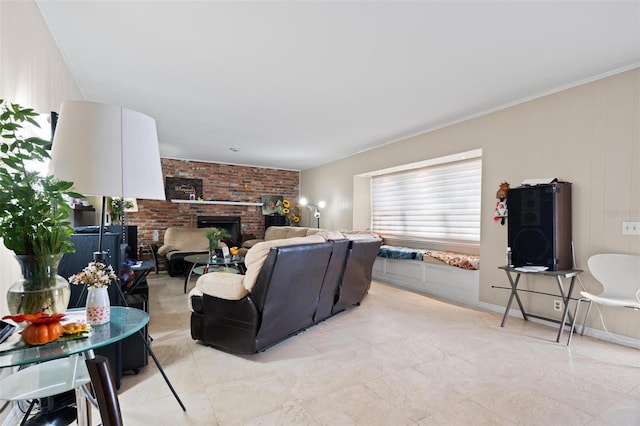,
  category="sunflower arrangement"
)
[282,199,301,226]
